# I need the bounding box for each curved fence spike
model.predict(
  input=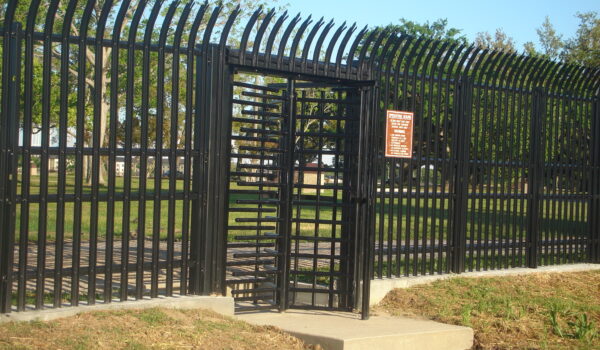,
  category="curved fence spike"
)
[368,30,396,75]
[112,0,133,40]
[290,15,315,68]
[488,51,512,88]
[251,9,276,66]
[381,32,403,76]
[276,13,302,70]
[457,46,479,78]
[523,56,548,91]
[390,36,415,106]
[548,63,571,94]
[174,2,194,46]
[25,0,42,32]
[202,5,222,51]
[239,8,262,64]
[265,11,288,65]
[335,23,356,75]
[188,2,208,50]
[300,17,324,70]
[468,49,490,82]
[506,54,527,88]
[311,19,335,74]
[417,40,442,79]
[219,5,240,49]
[581,68,600,98]
[480,50,504,88]
[324,21,347,67]
[569,64,588,94]
[355,28,380,77]
[2,0,17,31]
[345,25,368,79]
[144,0,164,43]
[159,1,180,46]
[95,0,114,41]
[446,45,469,79]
